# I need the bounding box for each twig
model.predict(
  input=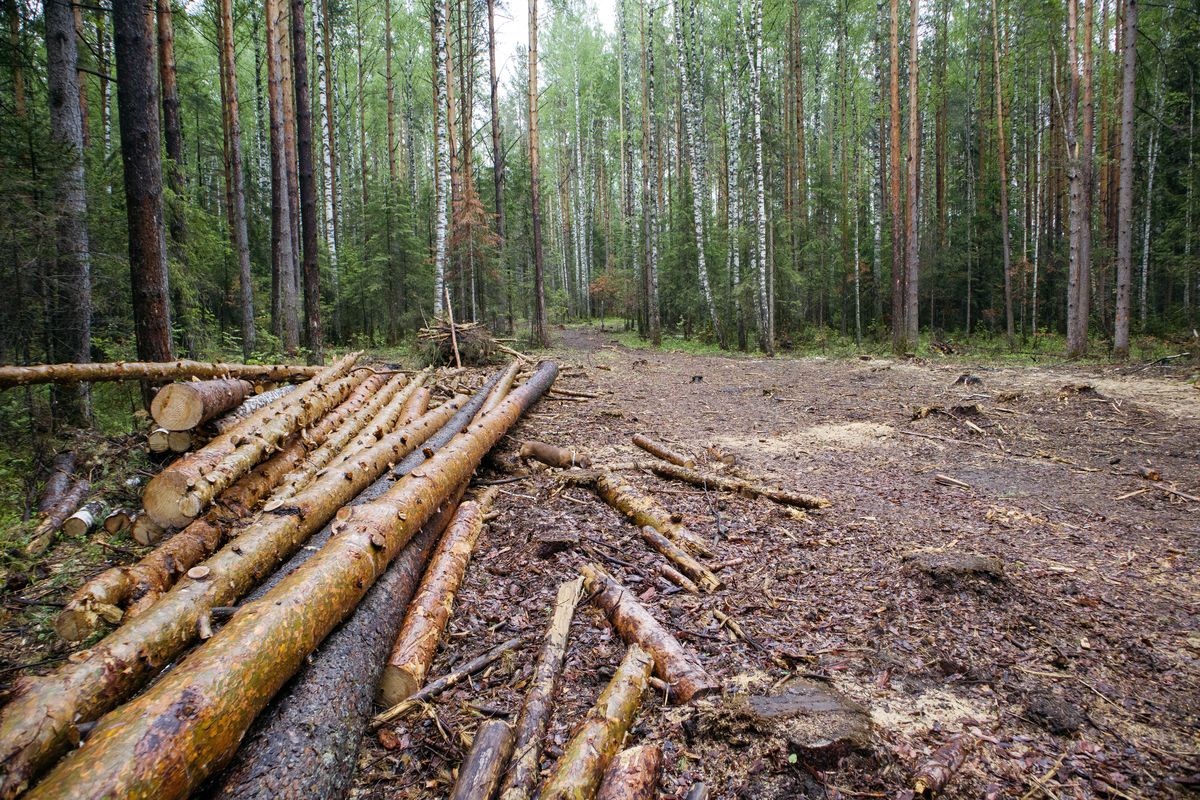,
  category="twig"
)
[443,288,462,369]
